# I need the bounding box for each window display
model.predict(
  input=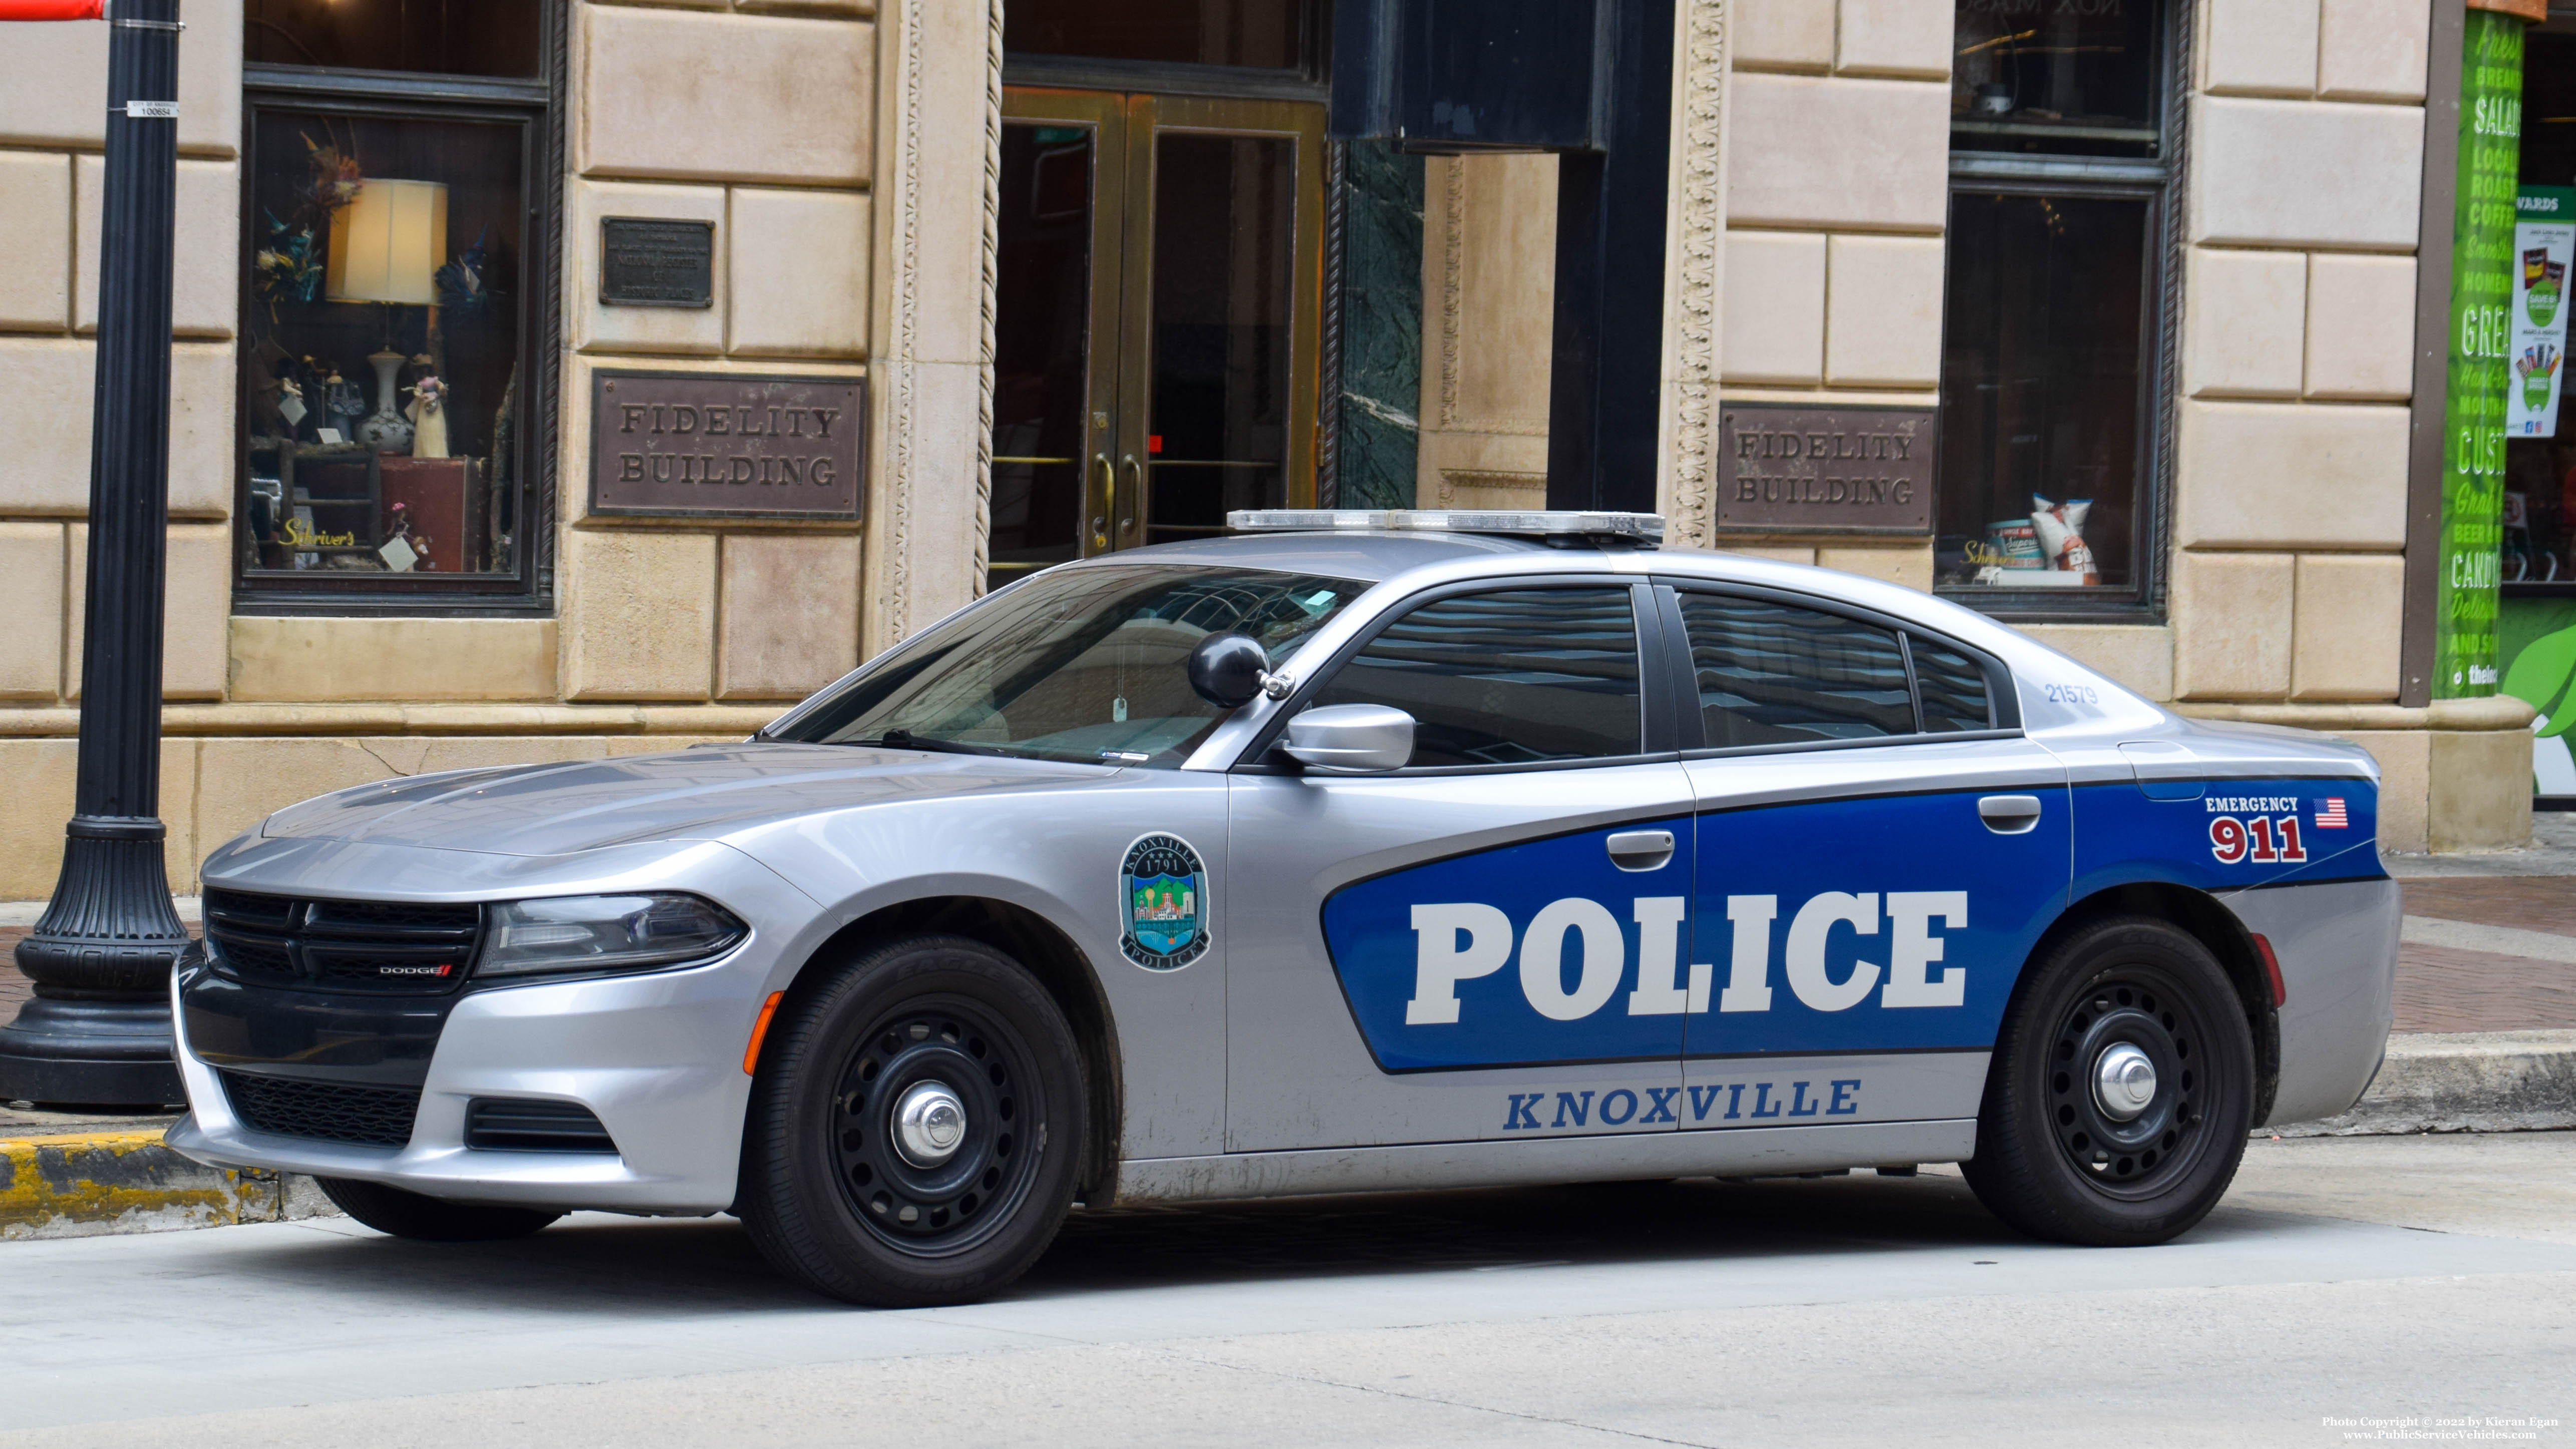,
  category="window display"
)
[234,5,551,608]
[1938,191,2151,593]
